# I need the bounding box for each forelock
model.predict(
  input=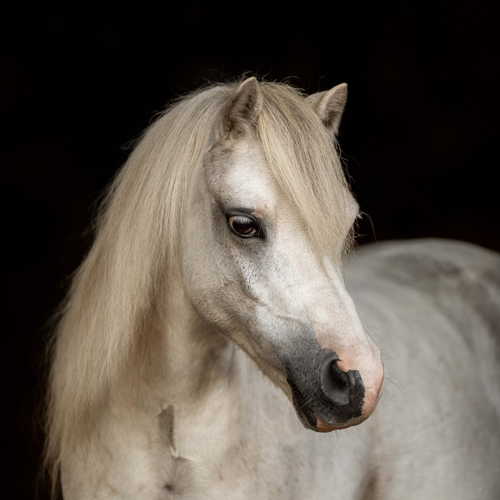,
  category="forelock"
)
[256,82,355,256]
